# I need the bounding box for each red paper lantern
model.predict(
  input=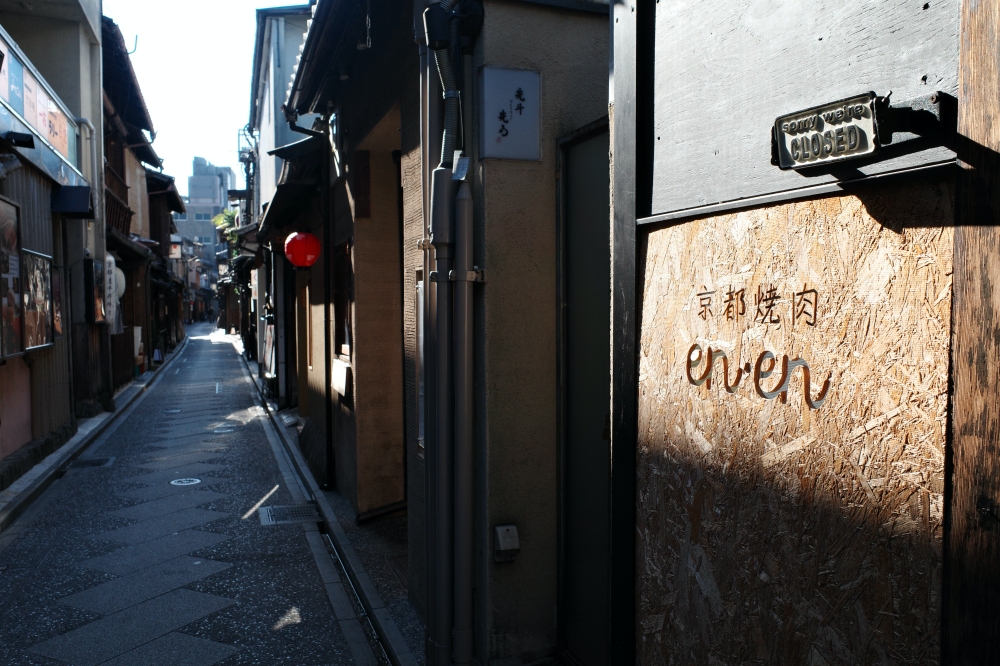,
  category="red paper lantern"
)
[284,231,321,267]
